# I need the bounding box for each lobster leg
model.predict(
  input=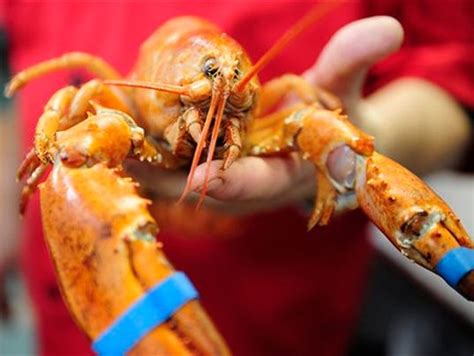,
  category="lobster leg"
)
[164,115,198,158]
[4,52,121,96]
[222,117,243,170]
[17,148,41,181]
[34,86,78,162]
[17,86,79,210]
[18,83,139,211]
[183,106,204,144]
[259,74,341,113]
[67,79,136,126]
[247,104,474,299]
[38,108,230,354]
[17,80,133,167]
[19,163,48,214]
